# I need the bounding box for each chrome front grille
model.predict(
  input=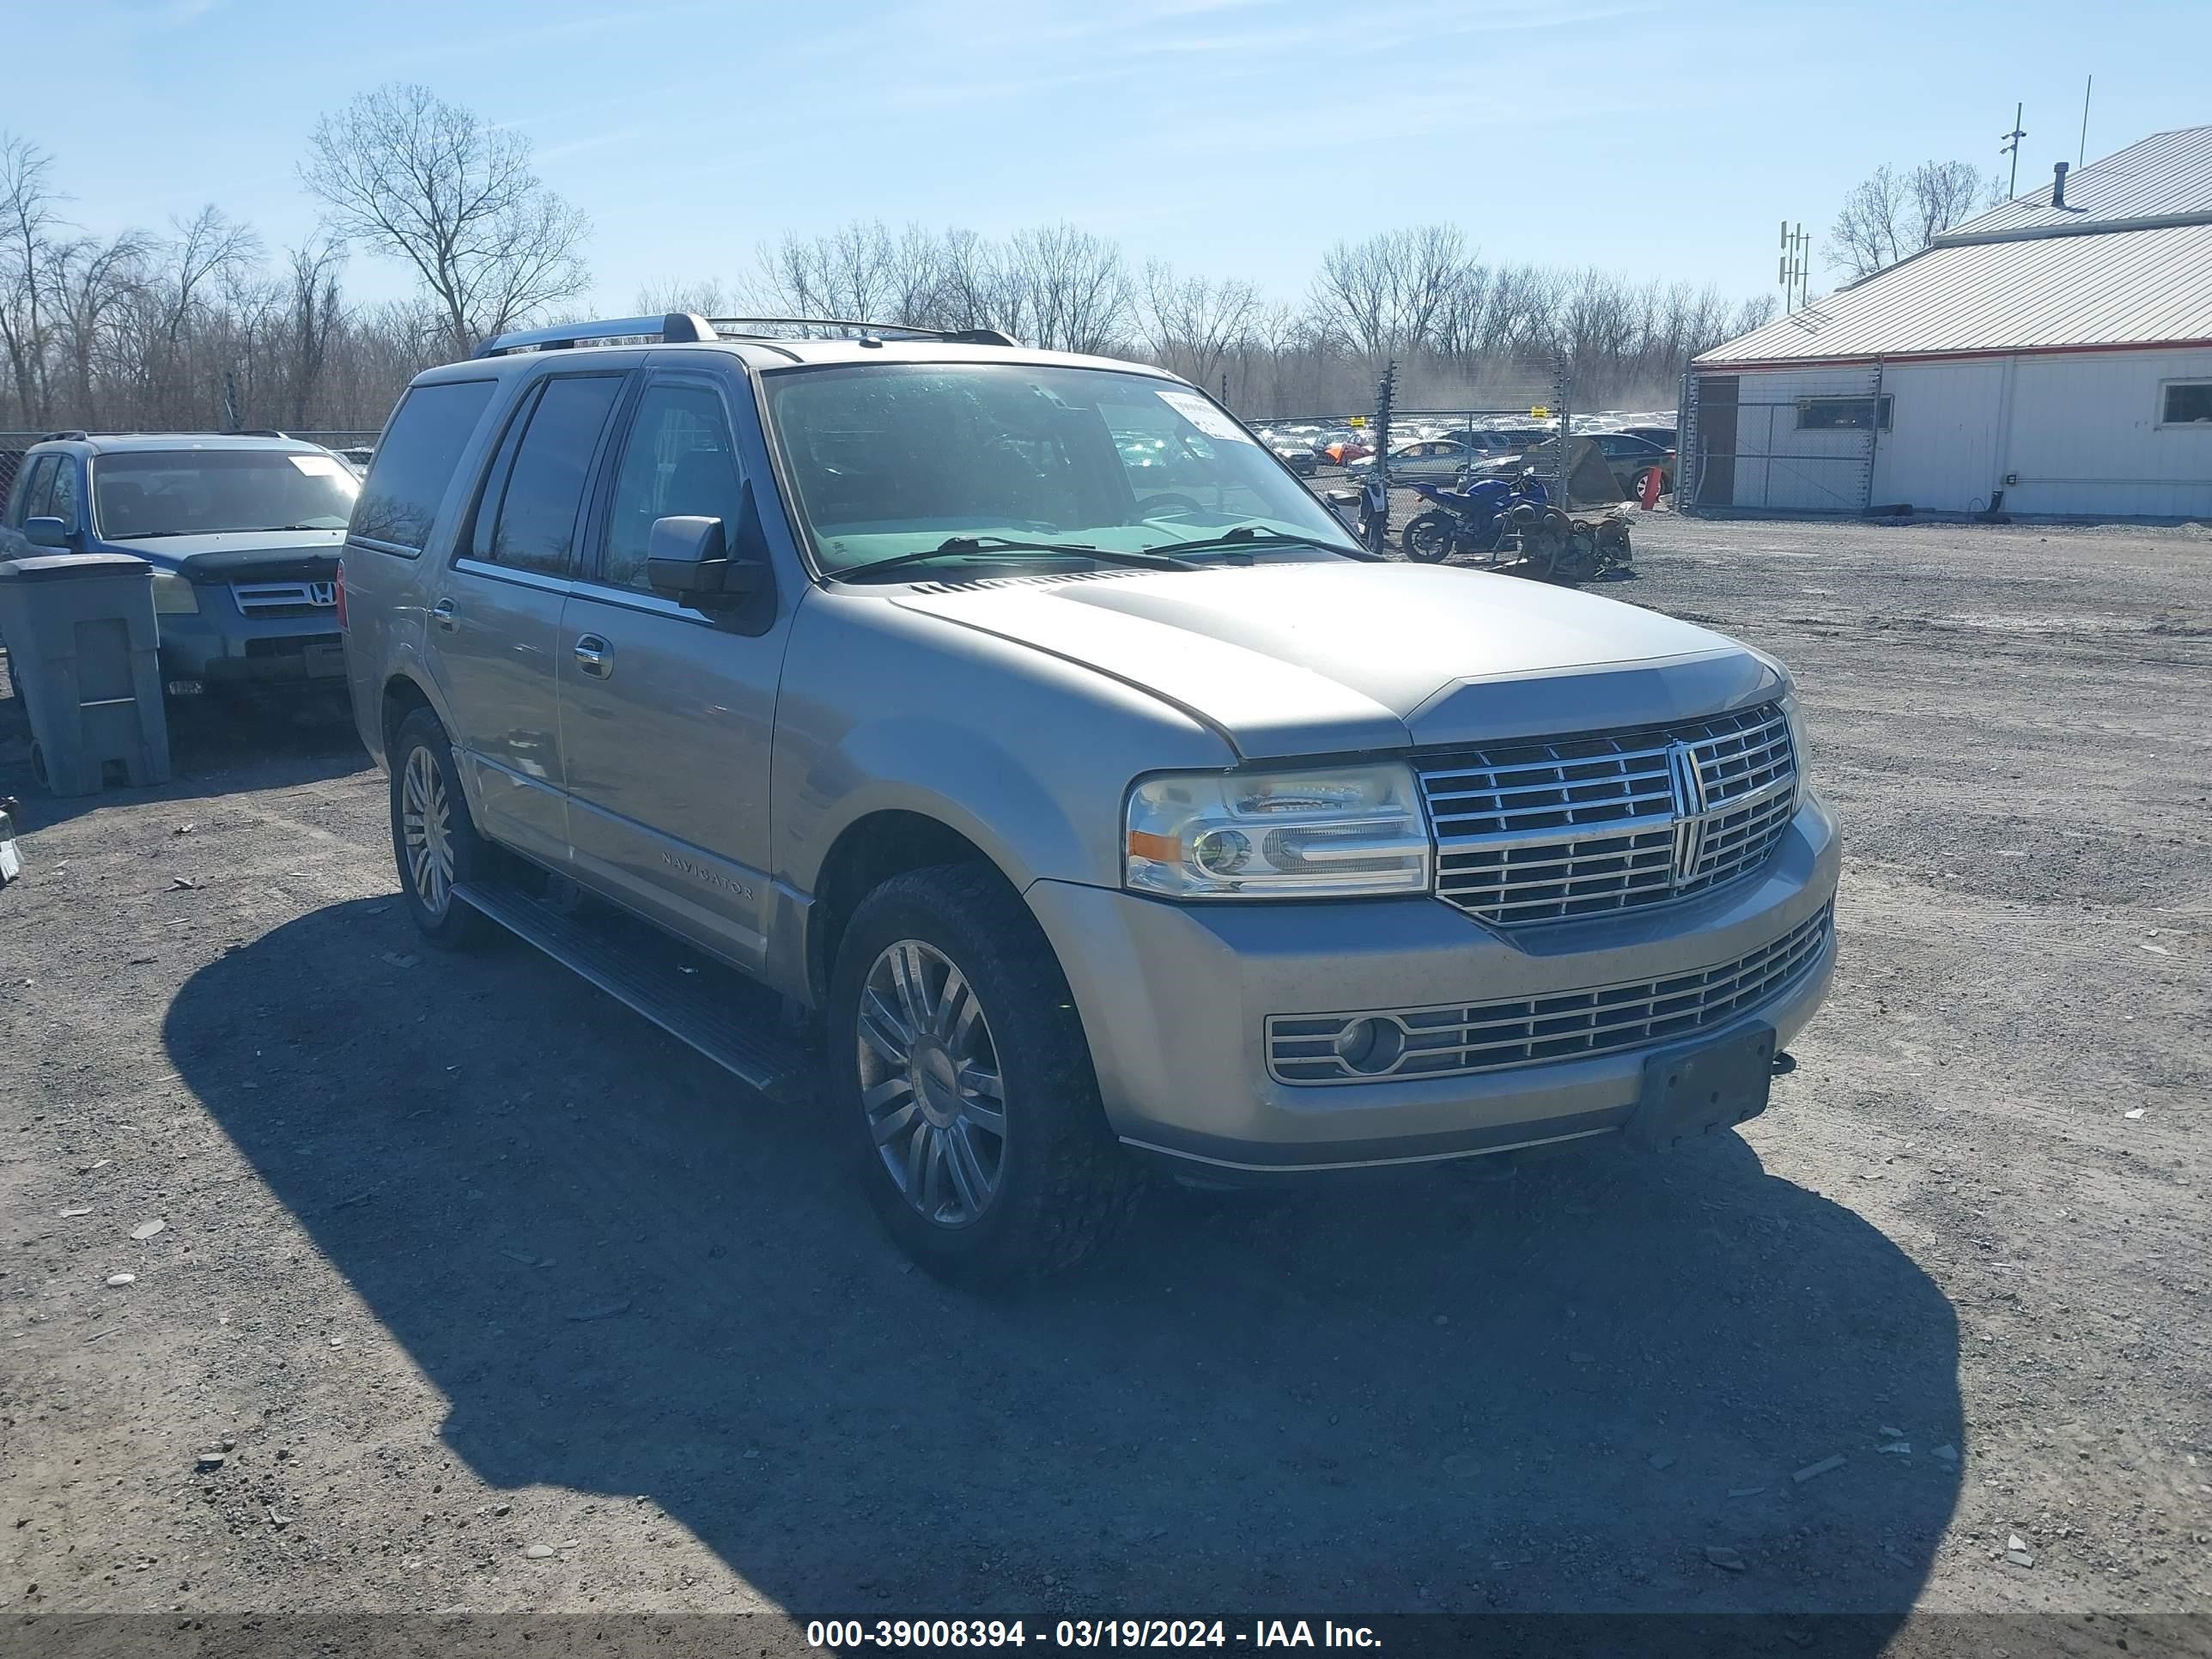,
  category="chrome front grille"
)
[1267,904,1832,1085]
[231,580,337,618]
[1419,703,1796,926]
